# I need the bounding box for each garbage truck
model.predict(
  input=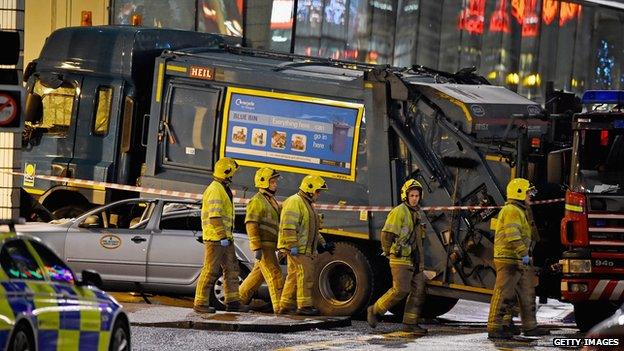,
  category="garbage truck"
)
[138,44,569,317]
[22,25,570,318]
